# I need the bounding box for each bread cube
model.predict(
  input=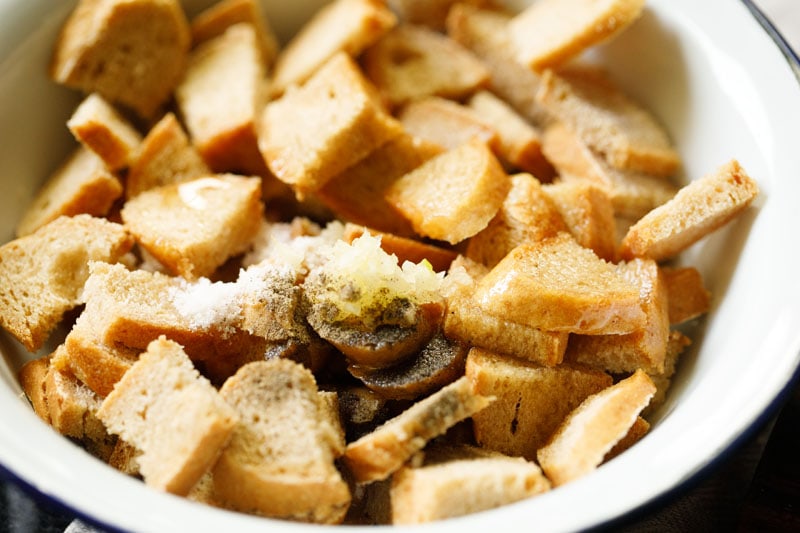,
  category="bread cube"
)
[121,174,263,278]
[537,369,656,486]
[475,233,646,334]
[212,359,351,524]
[661,266,711,324]
[190,0,279,66]
[176,23,269,178]
[15,148,123,237]
[259,52,404,194]
[0,215,133,352]
[97,336,238,495]
[50,0,191,119]
[398,96,498,151]
[67,93,142,172]
[387,139,511,244]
